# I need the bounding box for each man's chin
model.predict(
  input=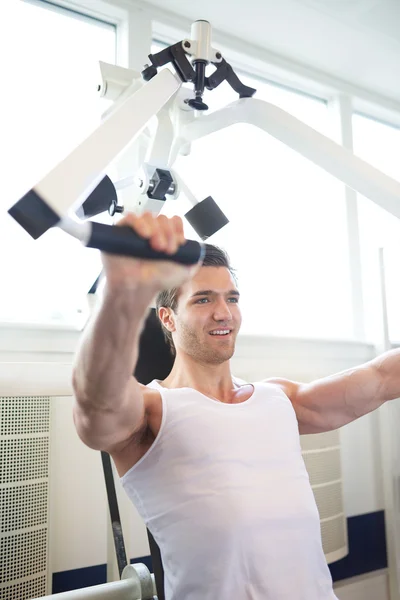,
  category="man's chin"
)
[215,344,236,362]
